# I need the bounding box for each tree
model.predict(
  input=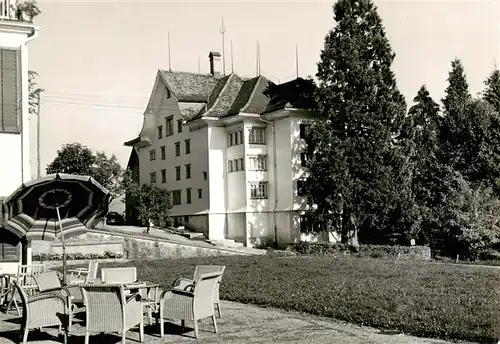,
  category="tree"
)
[305,0,408,247]
[123,170,172,234]
[28,70,43,115]
[439,59,472,170]
[483,69,500,113]
[46,143,124,200]
[398,85,442,242]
